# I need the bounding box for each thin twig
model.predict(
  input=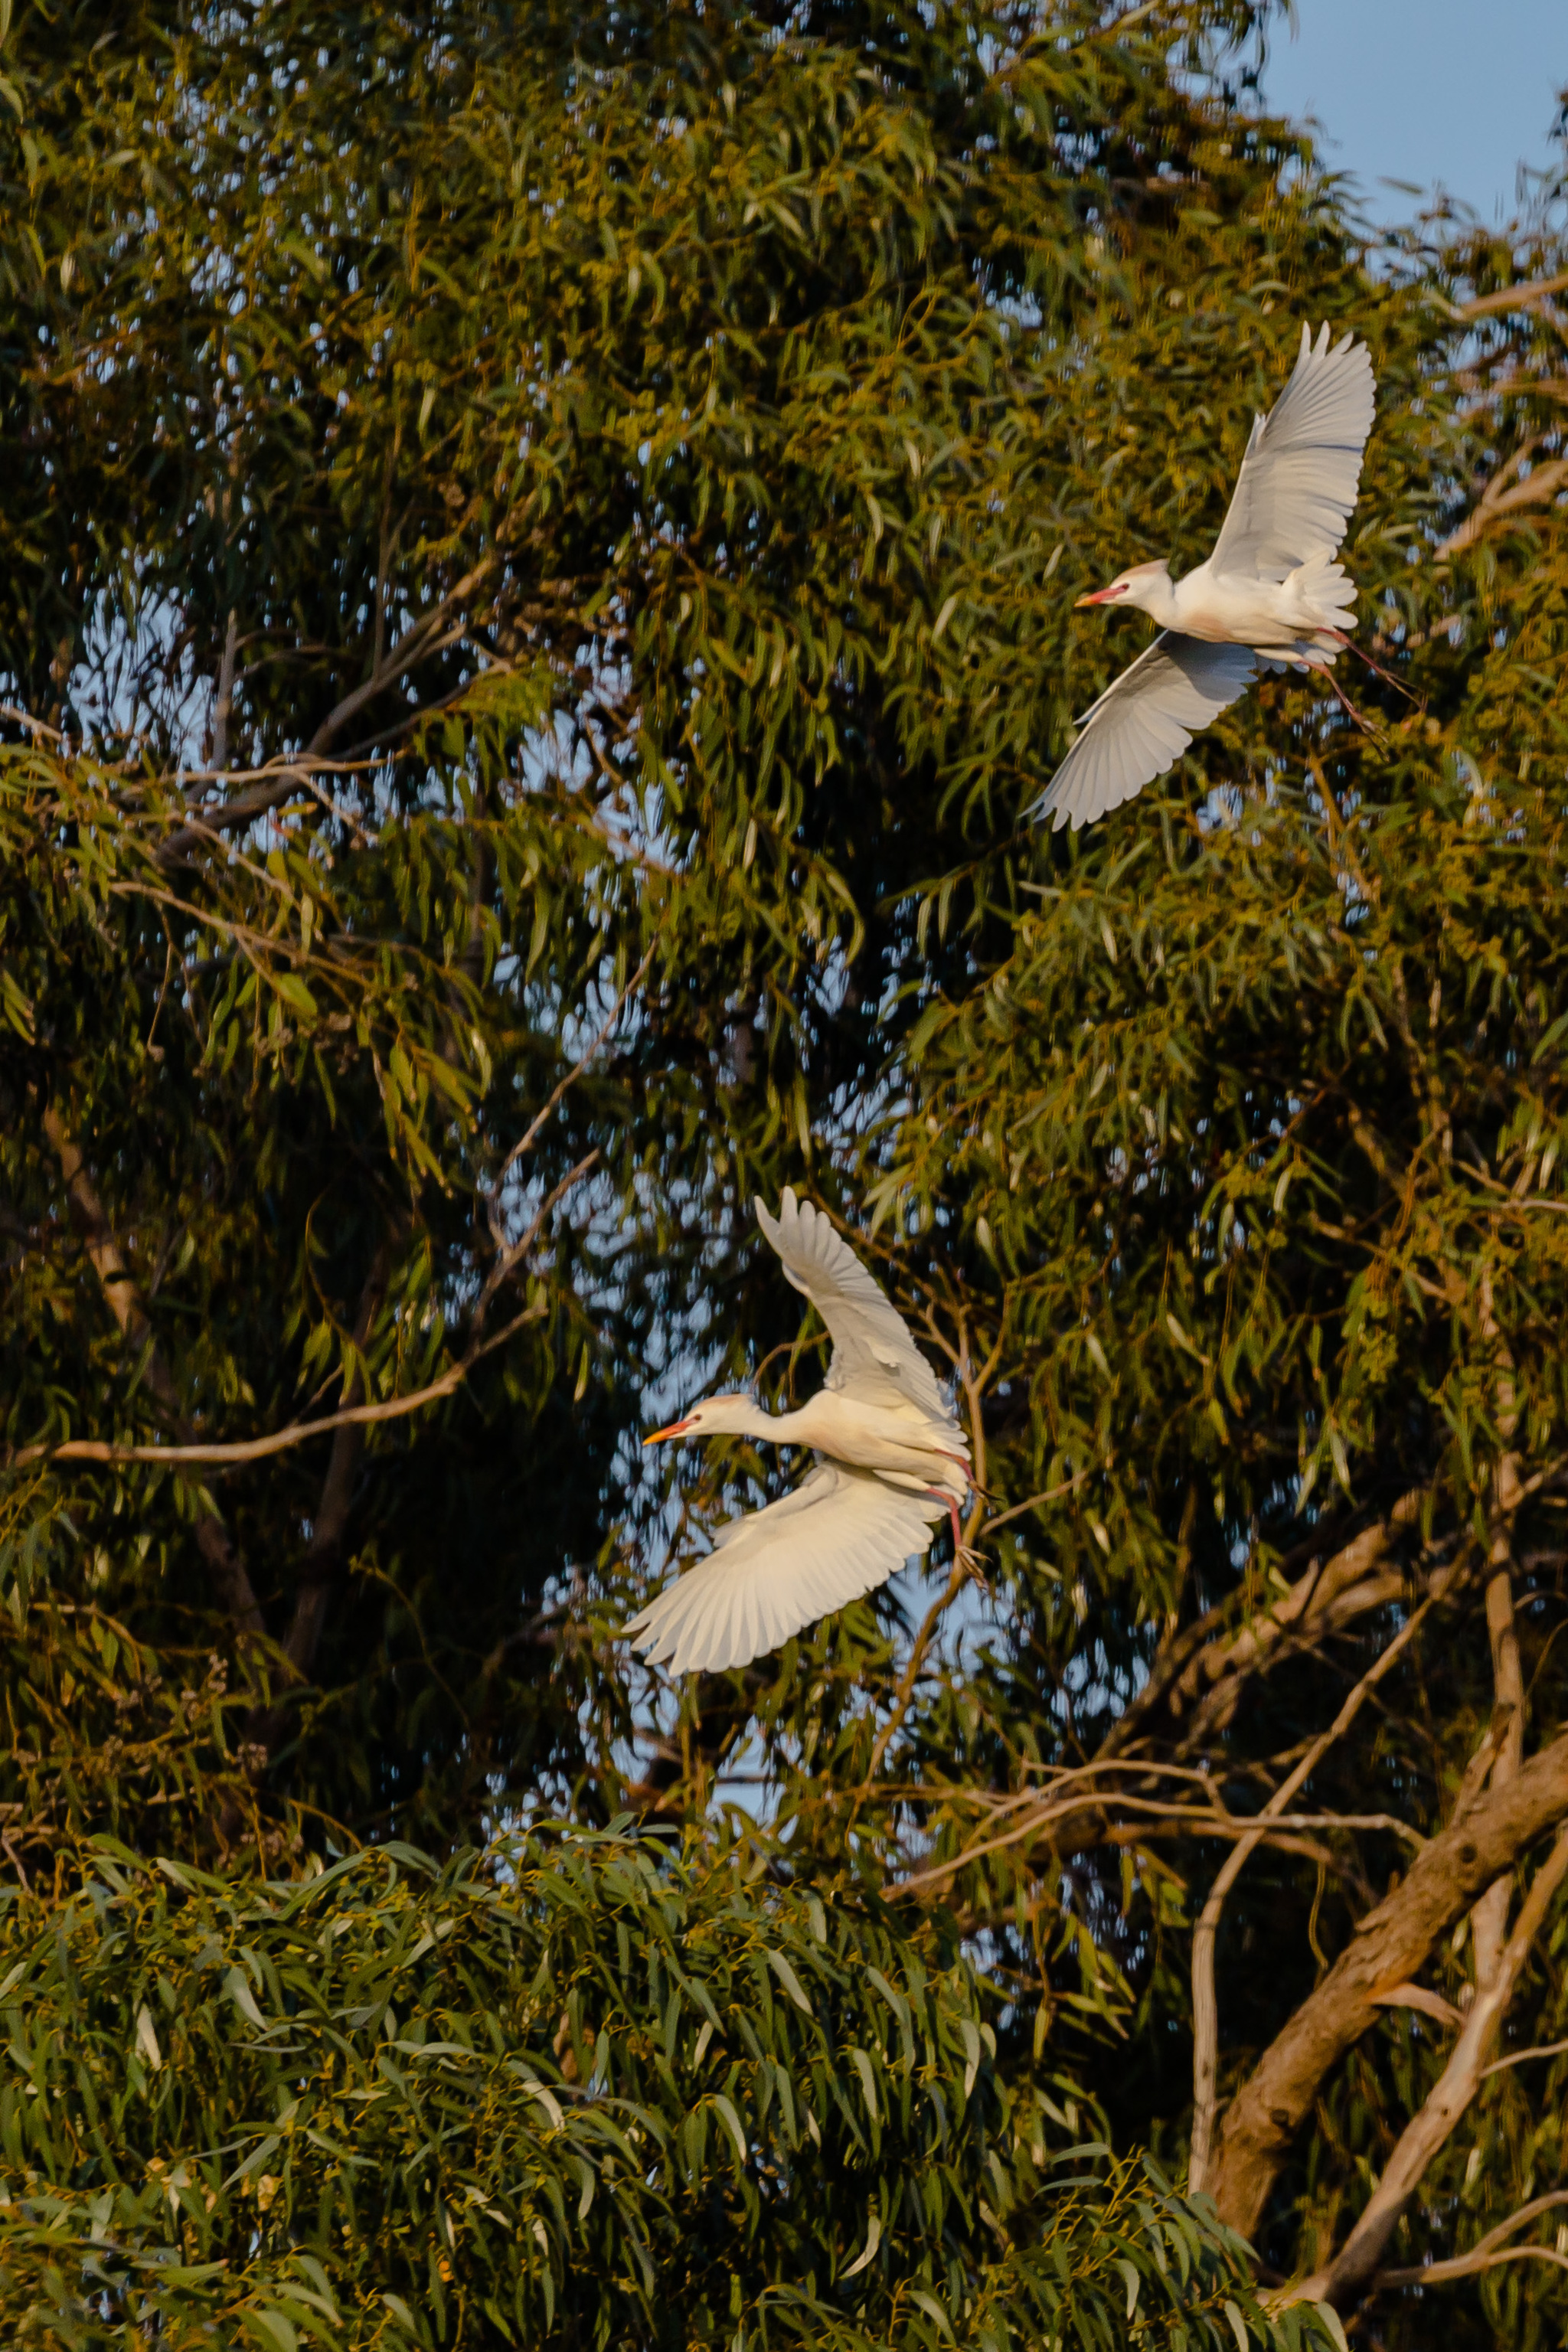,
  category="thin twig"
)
[1377,2243,1568,2287]
[890,1794,1423,1899]
[484,940,659,1243]
[1479,2035,1568,2079]
[1367,2187,1568,2295]
[474,1152,600,1334]
[155,561,497,865]
[0,704,70,743]
[981,1472,1087,1537]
